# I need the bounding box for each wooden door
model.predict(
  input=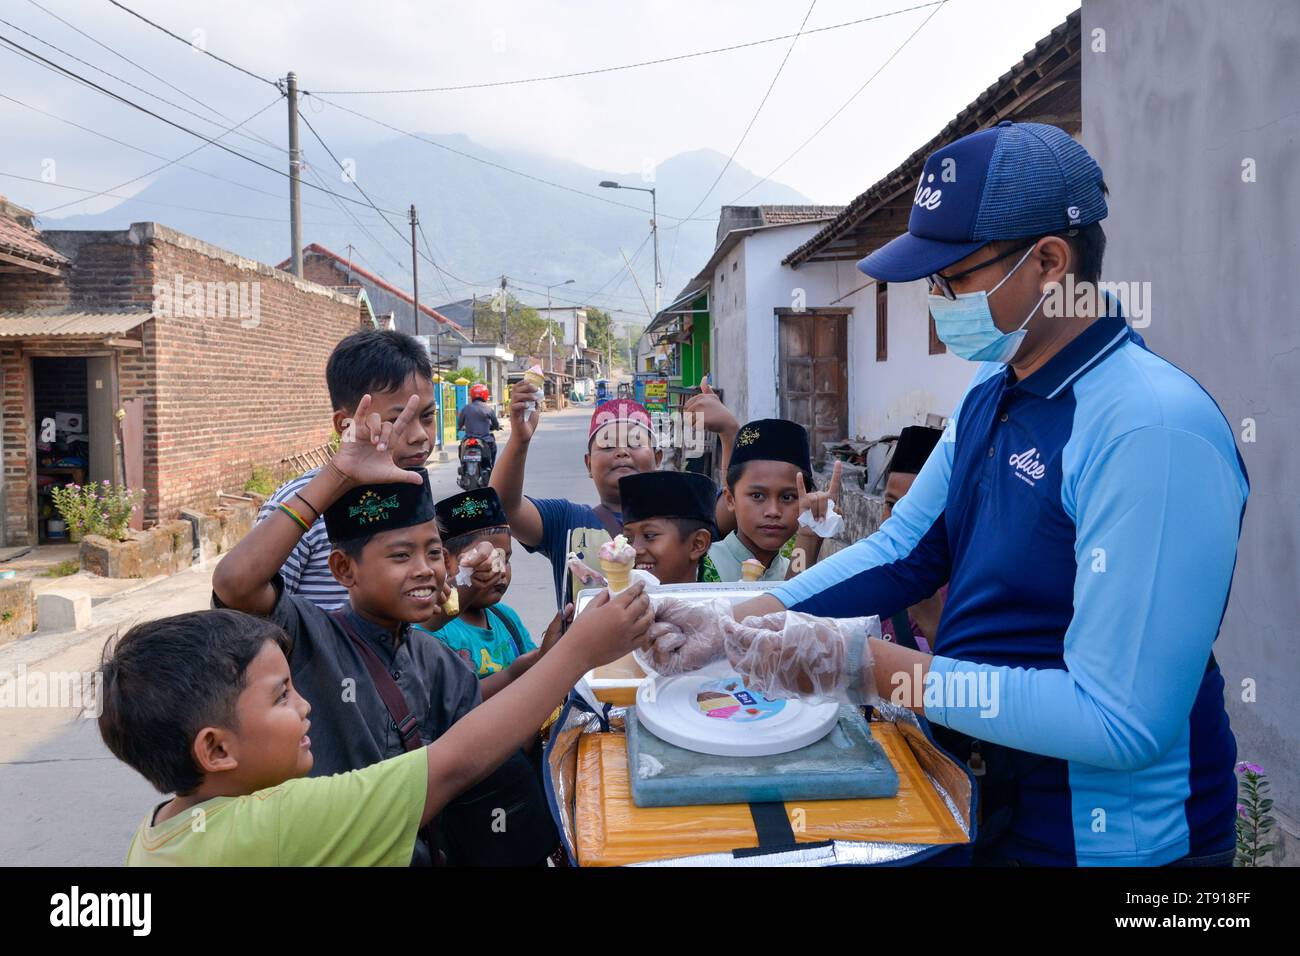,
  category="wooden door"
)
[777,310,848,459]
